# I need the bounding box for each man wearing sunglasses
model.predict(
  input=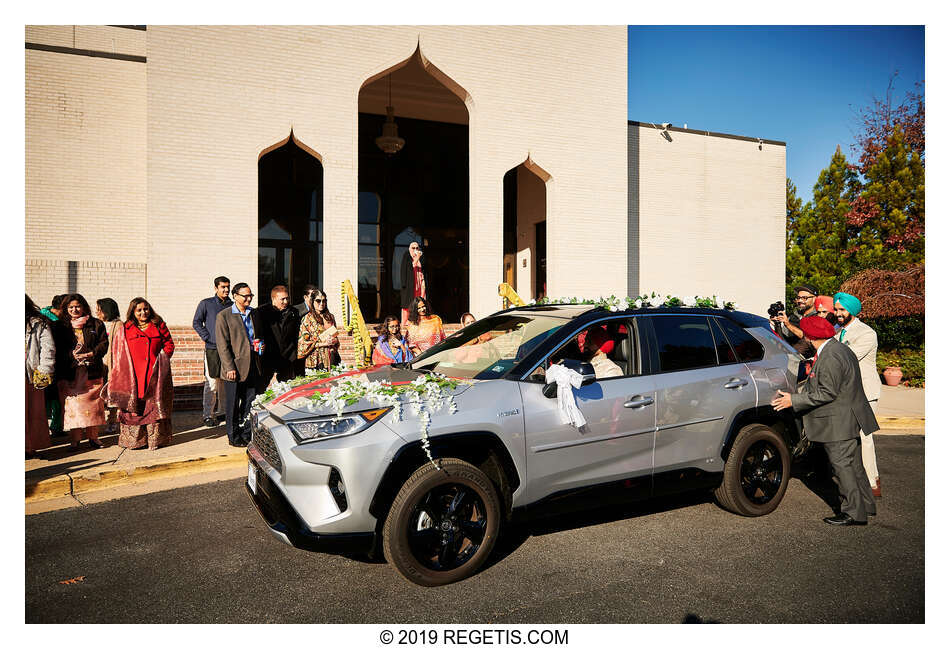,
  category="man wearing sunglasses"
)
[215,282,263,447]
